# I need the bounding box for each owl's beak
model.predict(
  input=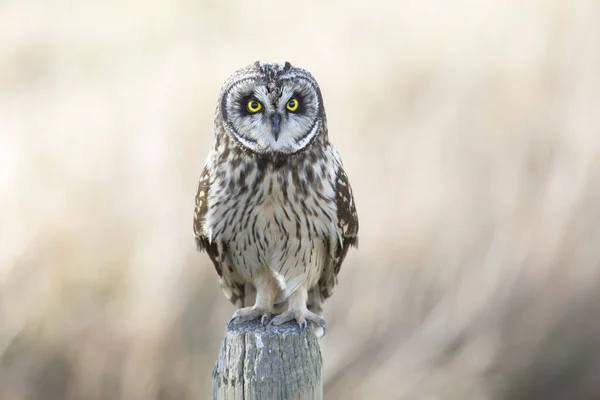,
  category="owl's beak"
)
[271,114,280,141]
